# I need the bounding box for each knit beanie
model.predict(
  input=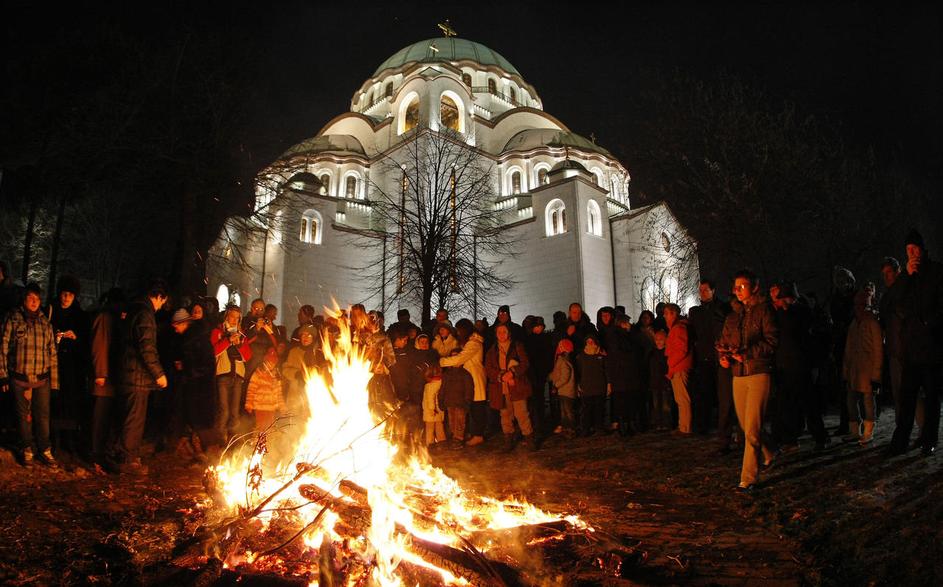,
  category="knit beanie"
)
[905,229,925,250]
